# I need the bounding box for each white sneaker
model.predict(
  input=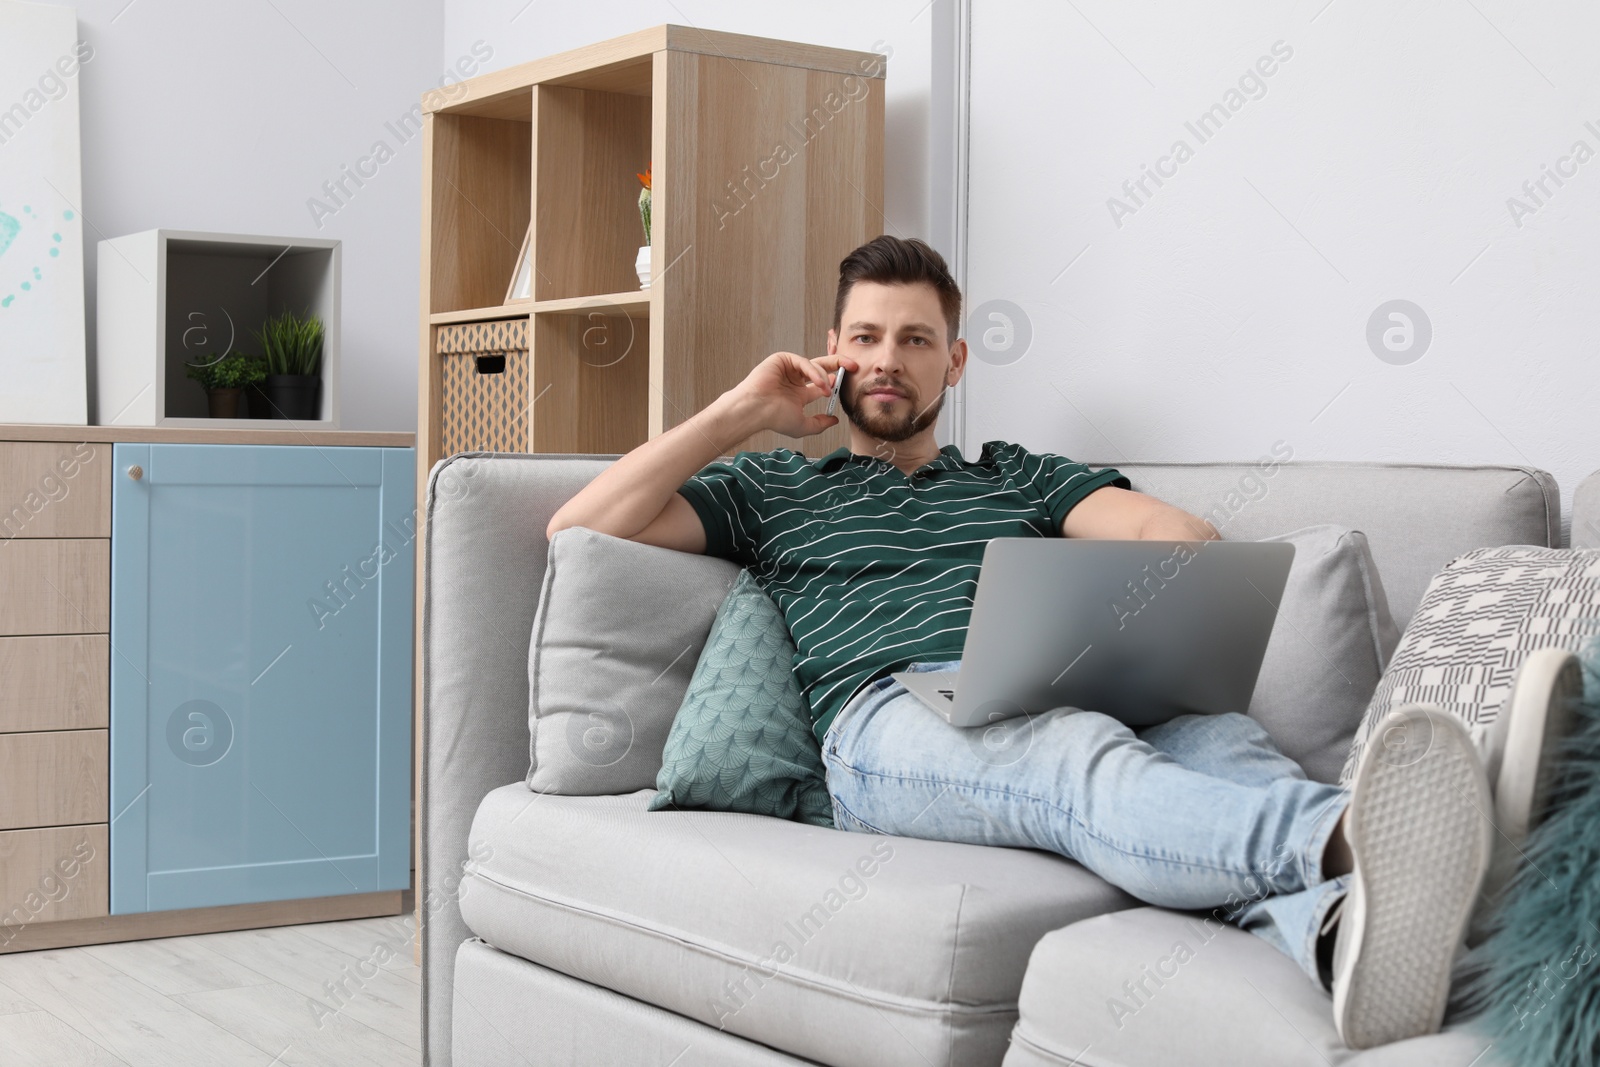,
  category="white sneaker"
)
[1472,648,1583,937]
[1331,704,1493,1050]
